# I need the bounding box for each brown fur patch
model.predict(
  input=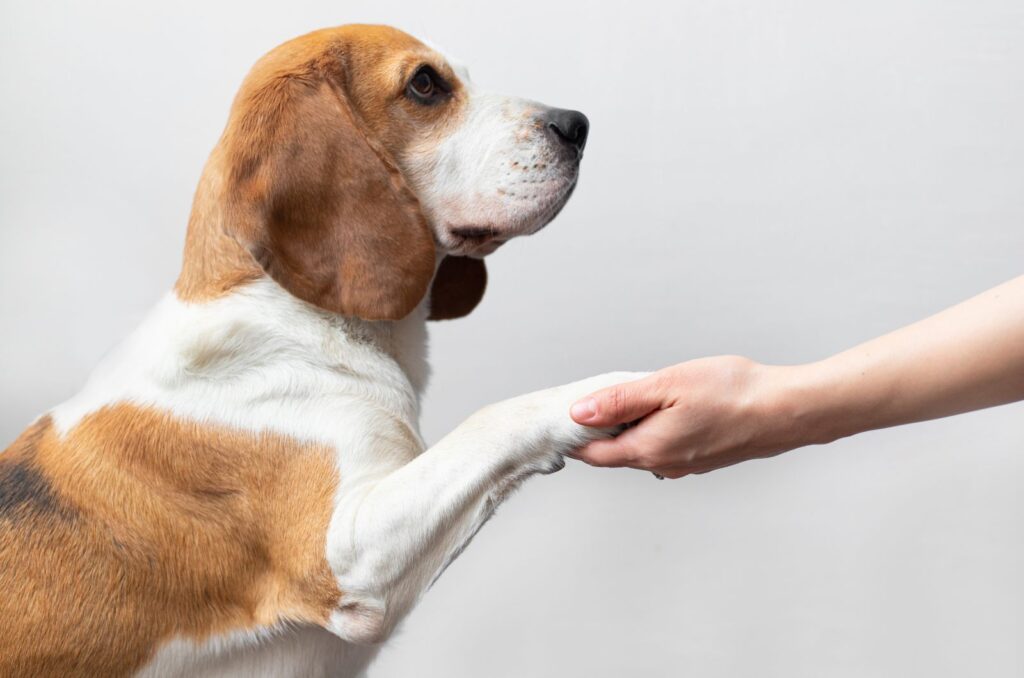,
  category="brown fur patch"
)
[0,406,340,677]
[428,255,488,320]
